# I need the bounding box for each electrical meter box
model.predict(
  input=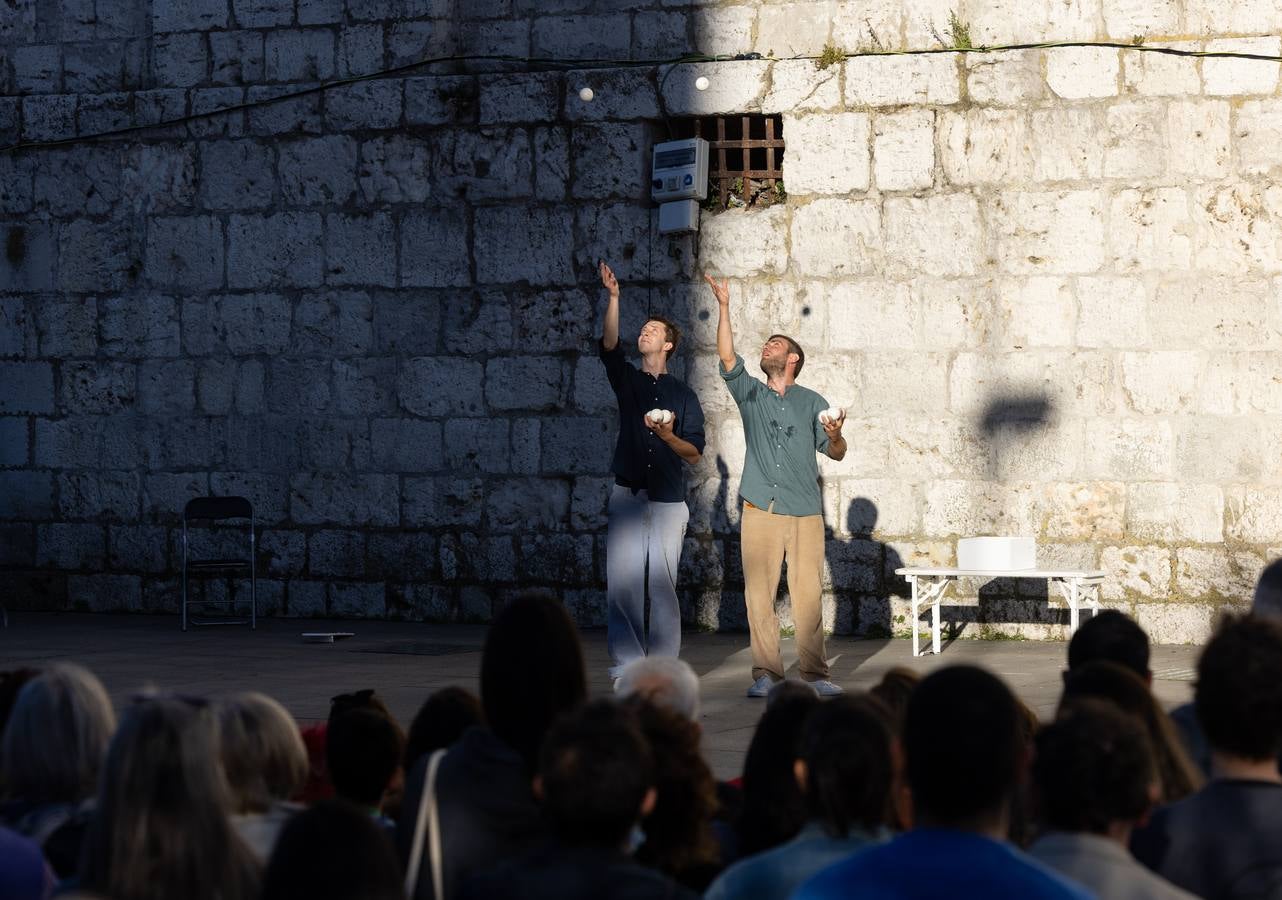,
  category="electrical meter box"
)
[651,137,709,203]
